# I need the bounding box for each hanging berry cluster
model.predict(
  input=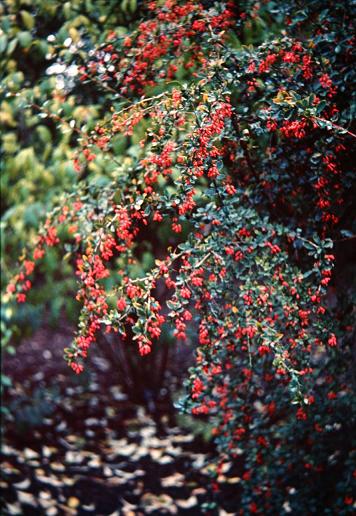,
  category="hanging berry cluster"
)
[7,0,355,512]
